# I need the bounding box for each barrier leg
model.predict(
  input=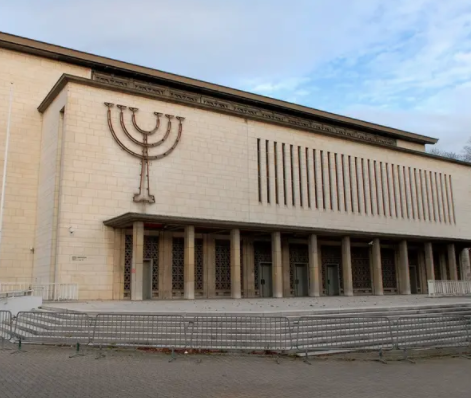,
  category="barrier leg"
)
[69,342,86,358]
[11,338,26,354]
[303,349,311,365]
[0,336,12,351]
[168,348,176,363]
[376,348,387,365]
[95,344,105,360]
[400,348,415,364]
